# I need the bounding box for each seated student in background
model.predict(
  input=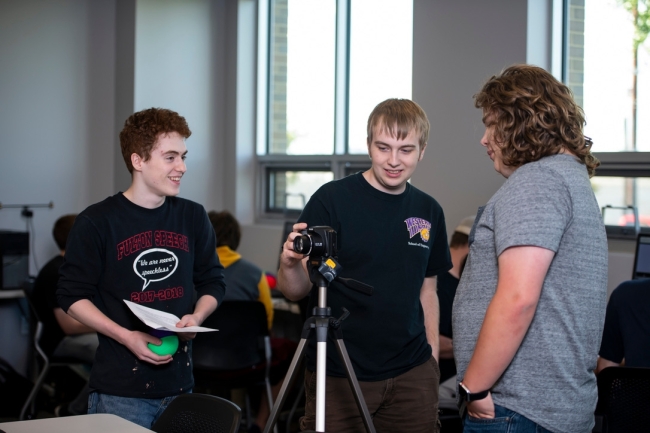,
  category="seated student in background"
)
[438,215,475,383]
[208,210,273,328]
[32,213,98,416]
[208,210,296,433]
[597,278,650,373]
